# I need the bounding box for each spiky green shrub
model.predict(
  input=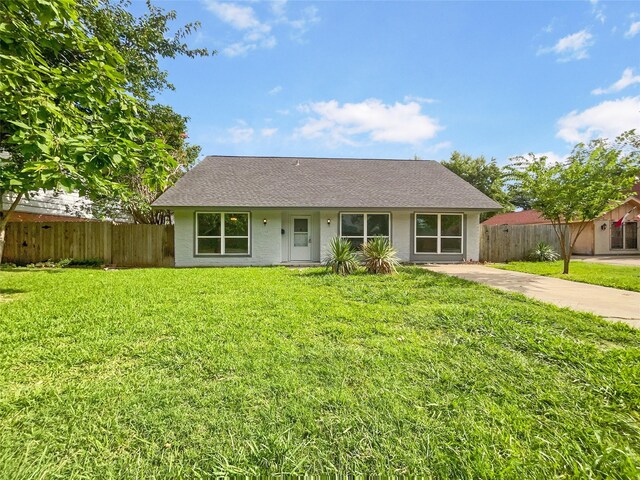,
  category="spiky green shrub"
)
[361,236,400,274]
[323,237,359,275]
[528,242,560,262]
